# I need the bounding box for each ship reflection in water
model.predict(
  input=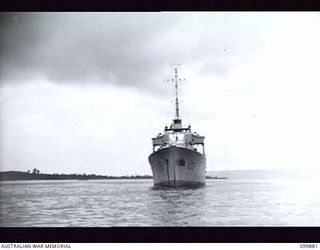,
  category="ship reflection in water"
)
[147,185,208,226]
[1,178,320,227]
